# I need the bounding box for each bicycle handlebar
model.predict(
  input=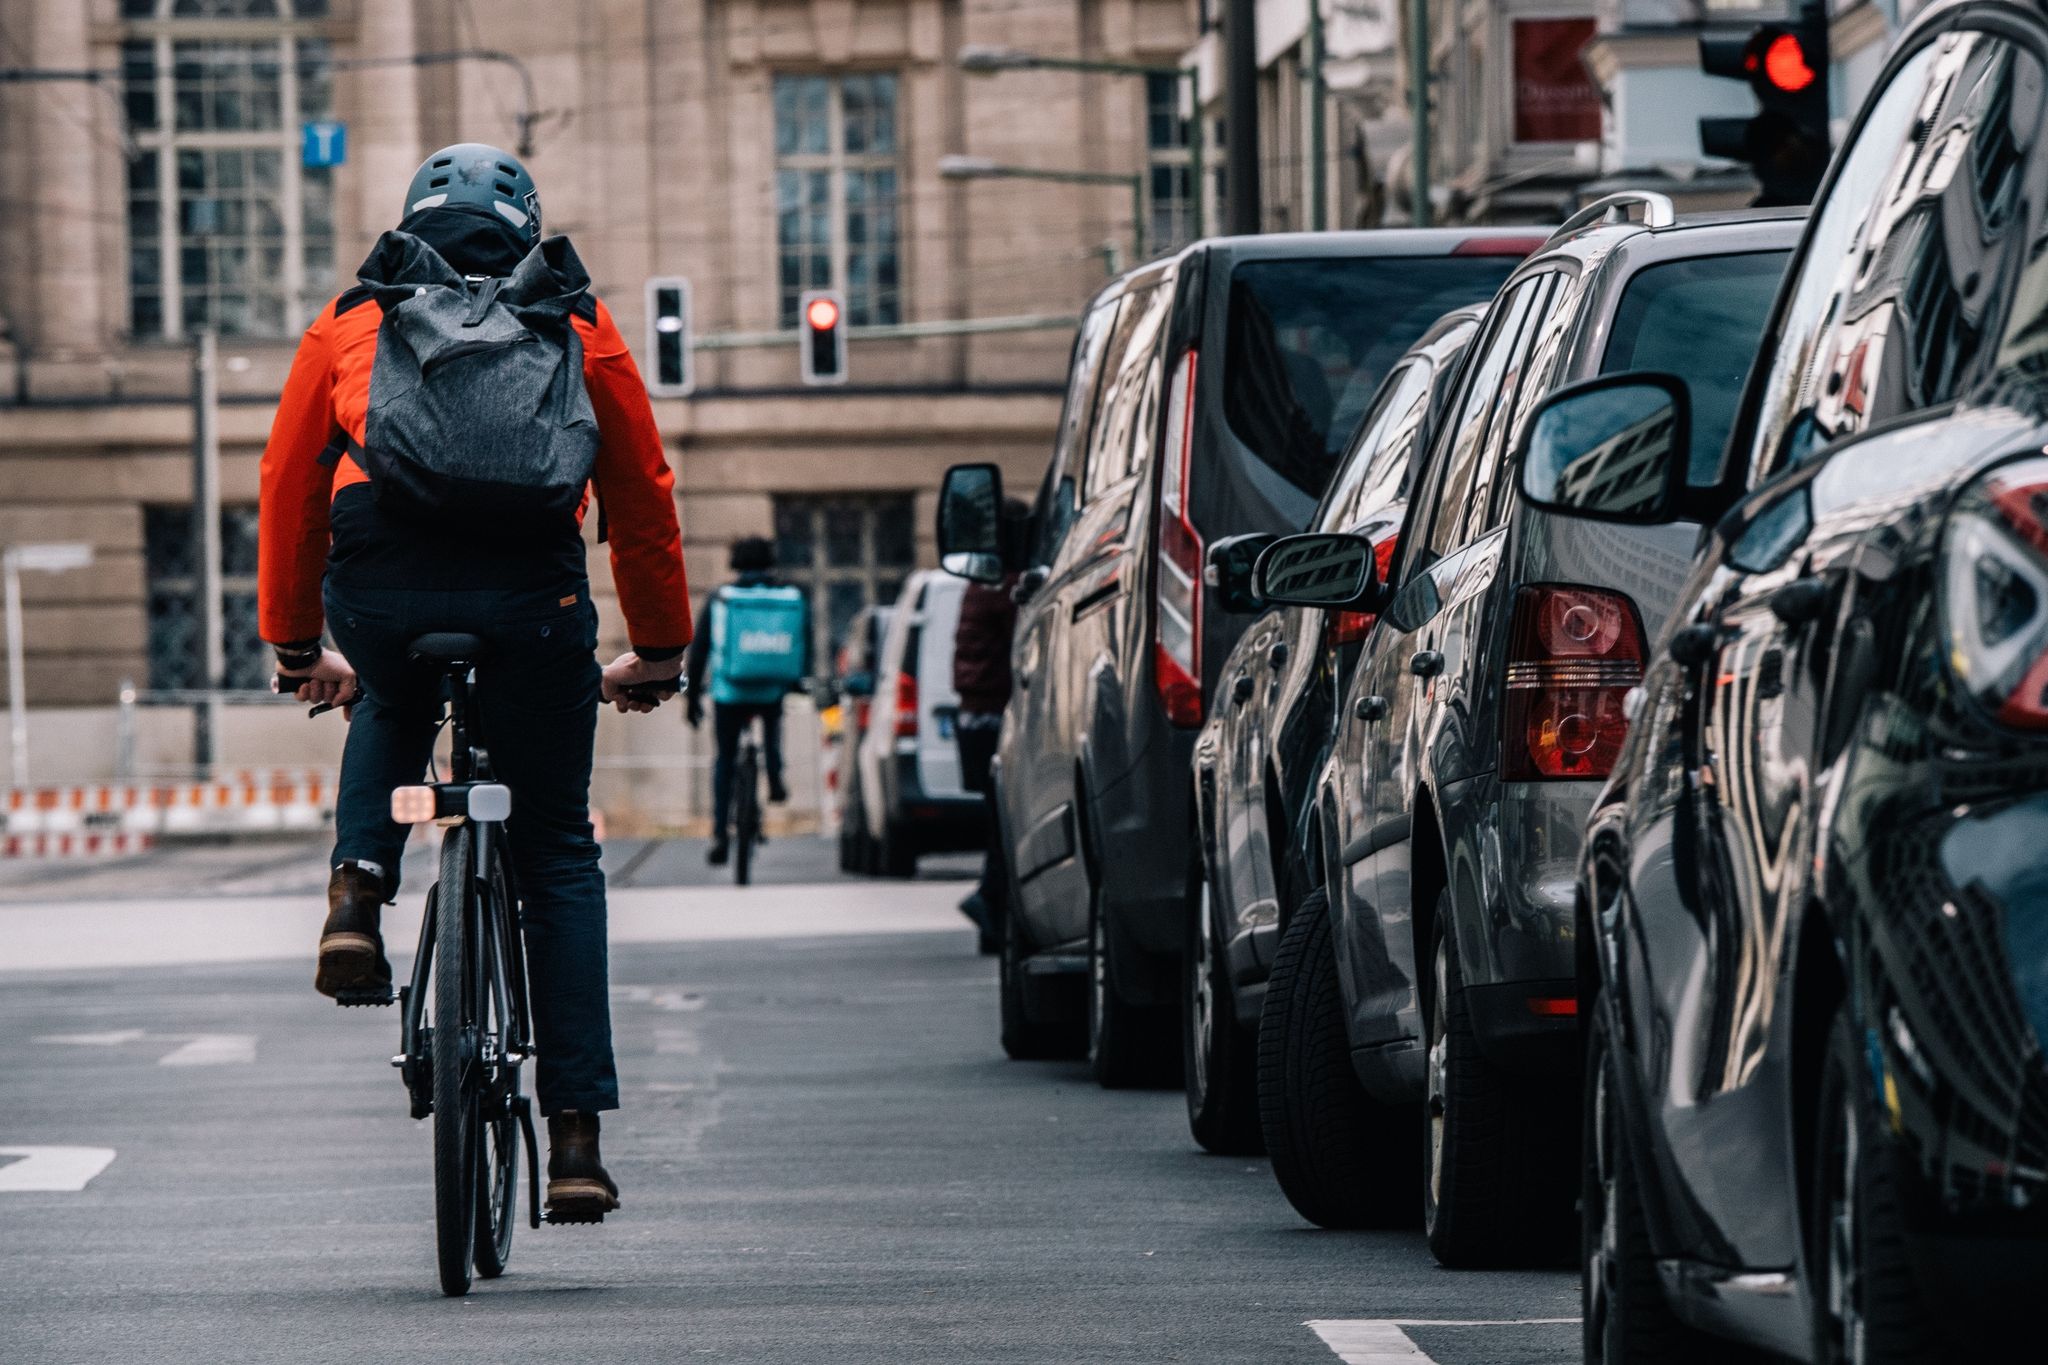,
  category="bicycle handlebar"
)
[619,675,685,704]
